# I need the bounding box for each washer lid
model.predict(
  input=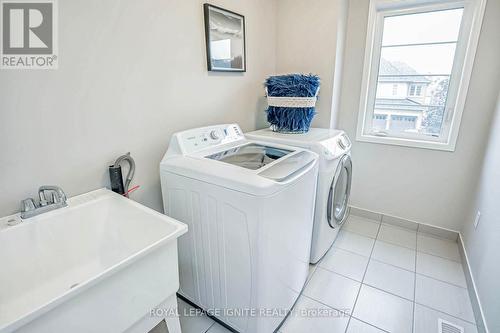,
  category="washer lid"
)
[206,144,293,170]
